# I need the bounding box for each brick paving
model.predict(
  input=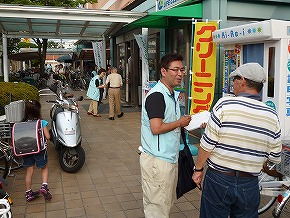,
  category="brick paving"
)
[5,90,274,217]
